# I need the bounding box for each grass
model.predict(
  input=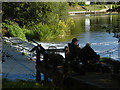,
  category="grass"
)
[2,78,104,89]
[2,78,57,89]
